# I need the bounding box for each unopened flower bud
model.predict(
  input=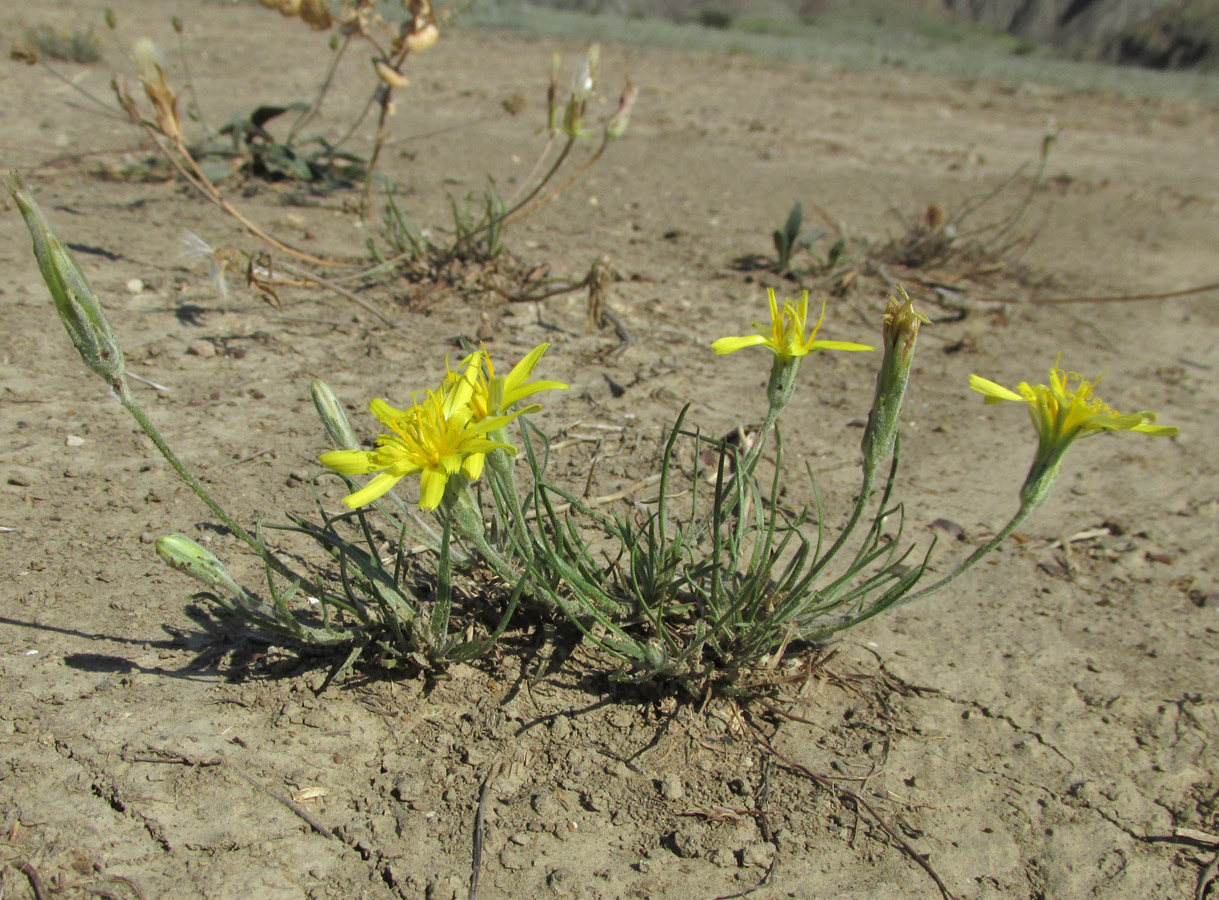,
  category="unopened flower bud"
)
[605,81,637,140]
[310,379,359,450]
[9,174,126,386]
[156,534,245,599]
[104,7,118,29]
[560,45,599,139]
[375,60,408,88]
[571,44,599,102]
[405,22,438,52]
[861,286,928,472]
[642,638,670,672]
